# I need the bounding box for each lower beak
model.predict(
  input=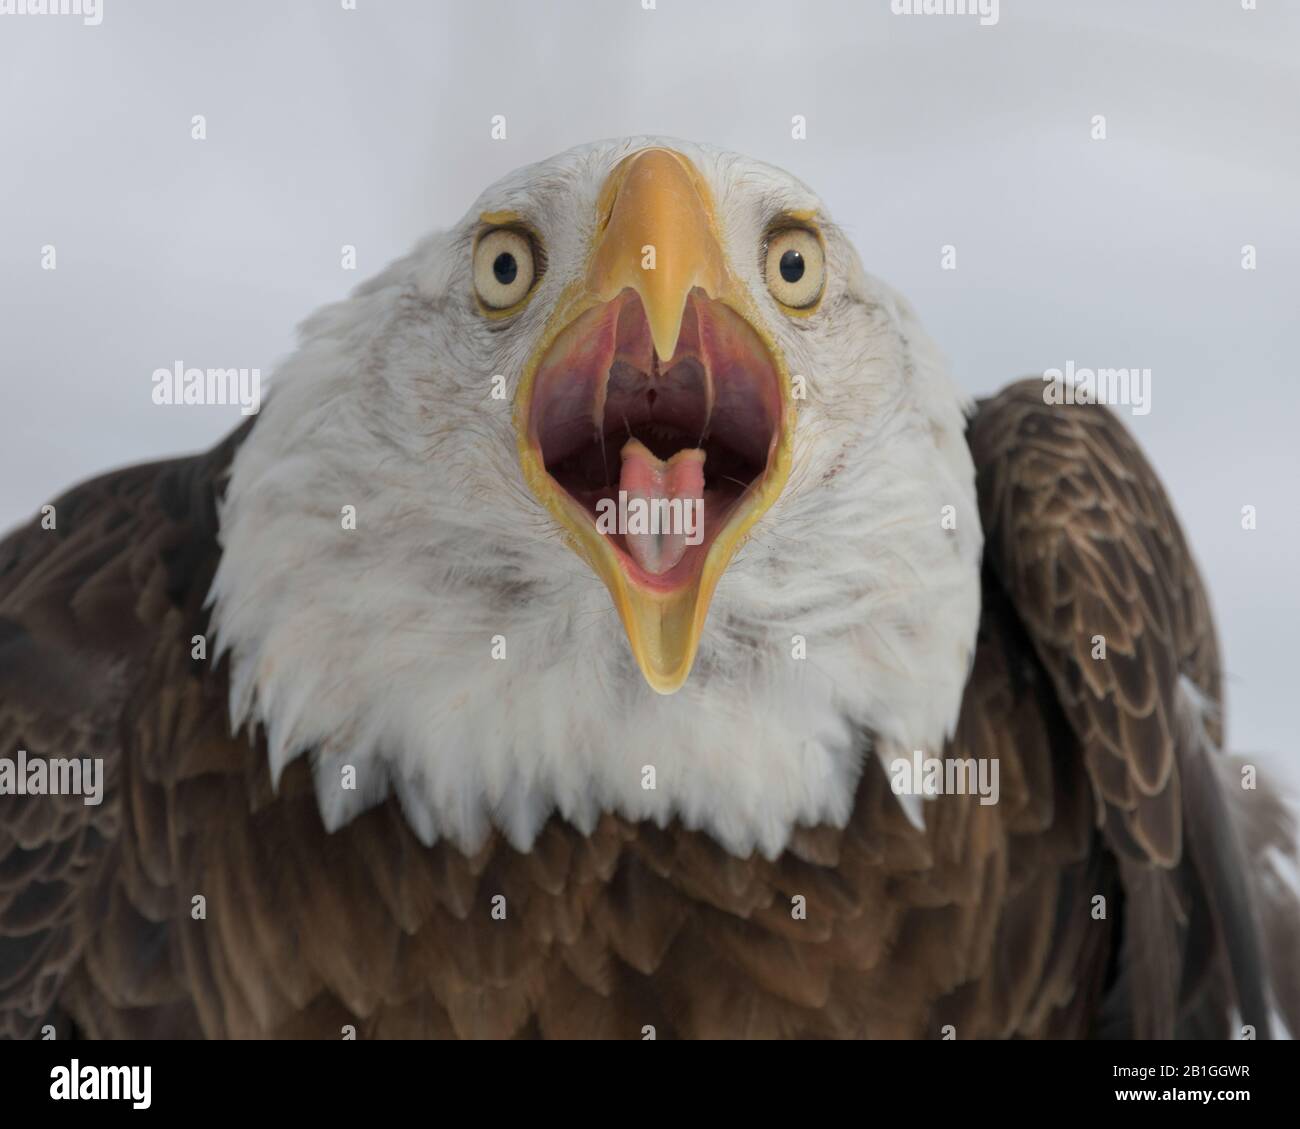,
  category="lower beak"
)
[515,148,793,693]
